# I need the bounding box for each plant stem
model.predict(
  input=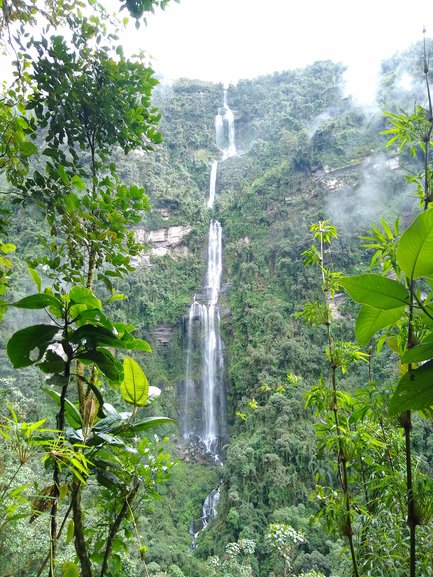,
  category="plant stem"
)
[100,484,140,577]
[405,282,417,577]
[72,479,93,577]
[320,225,359,577]
[48,313,71,577]
[36,500,73,577]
